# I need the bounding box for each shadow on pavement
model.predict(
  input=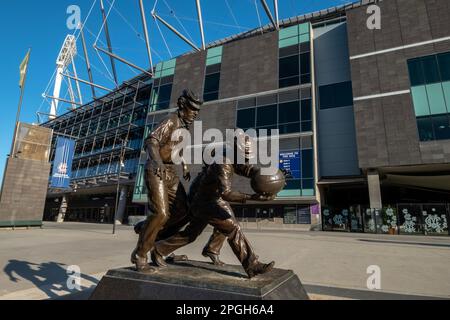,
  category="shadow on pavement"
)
[3,260,99,299]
